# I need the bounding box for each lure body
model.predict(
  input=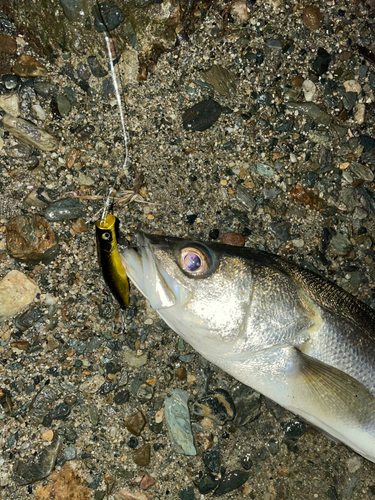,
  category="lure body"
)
[95,214,129,309]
